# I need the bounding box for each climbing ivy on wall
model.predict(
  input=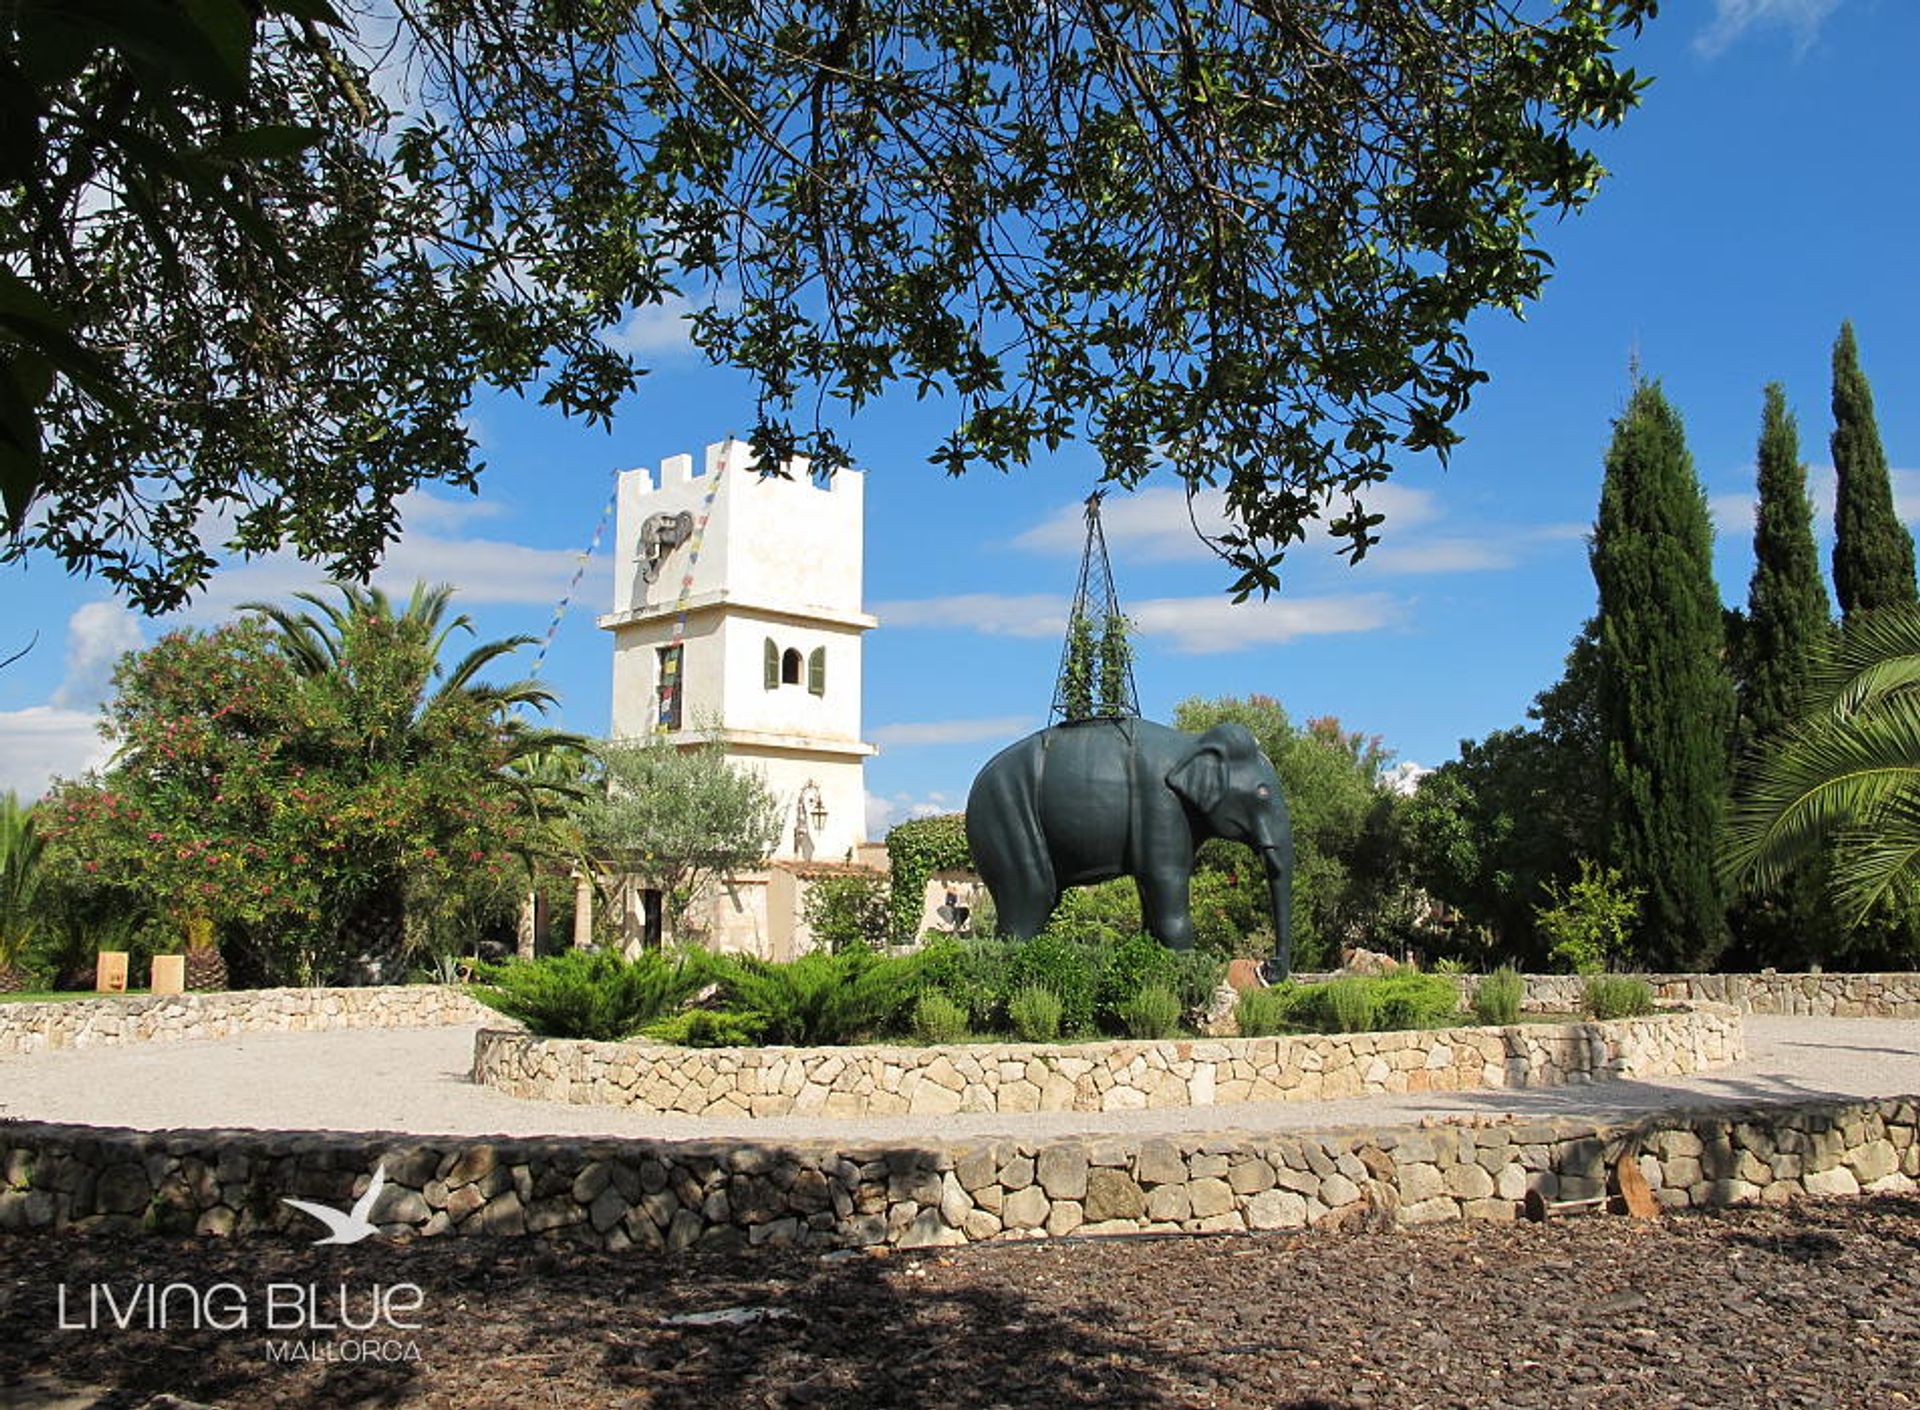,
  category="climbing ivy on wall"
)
[886,814,973,940]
